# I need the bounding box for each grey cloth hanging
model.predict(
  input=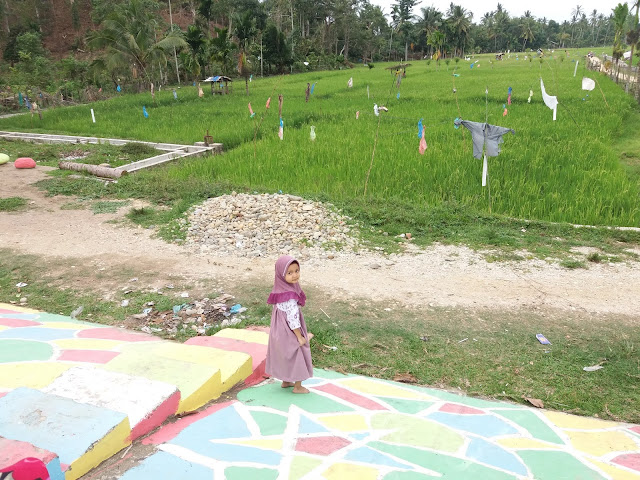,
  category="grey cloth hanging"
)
[457,120,515,159]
